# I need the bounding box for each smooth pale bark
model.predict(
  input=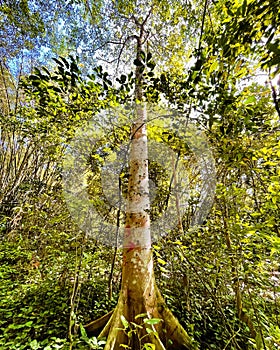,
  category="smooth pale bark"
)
[85,103,197,349]
[84,103,197,348]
